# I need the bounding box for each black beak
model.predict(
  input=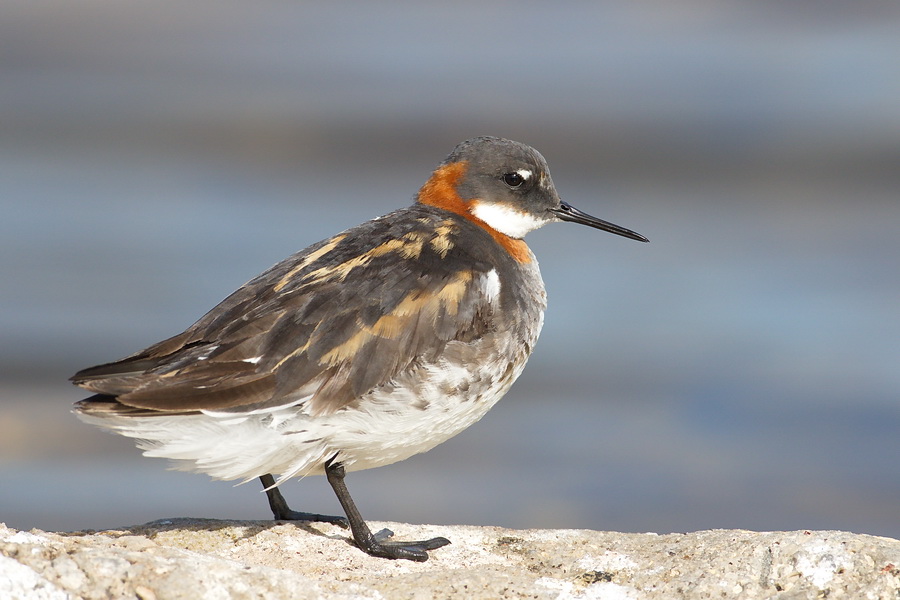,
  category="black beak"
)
[550,201,649,243]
